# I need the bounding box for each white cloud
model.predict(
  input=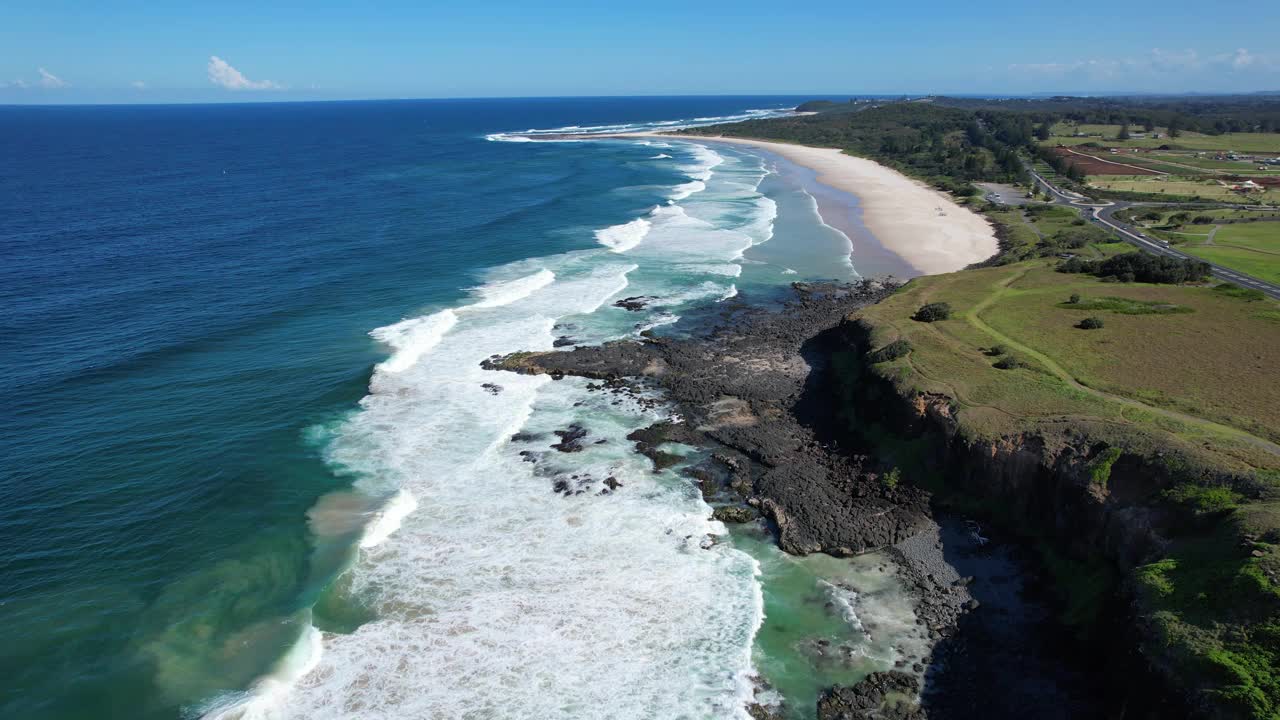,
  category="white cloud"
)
[3,79,30,89]
[38,68,68,88]
[131,80,147,89]
[207,56,280,90]
[1010,47,1276,82]
[1230,48,1256,69]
